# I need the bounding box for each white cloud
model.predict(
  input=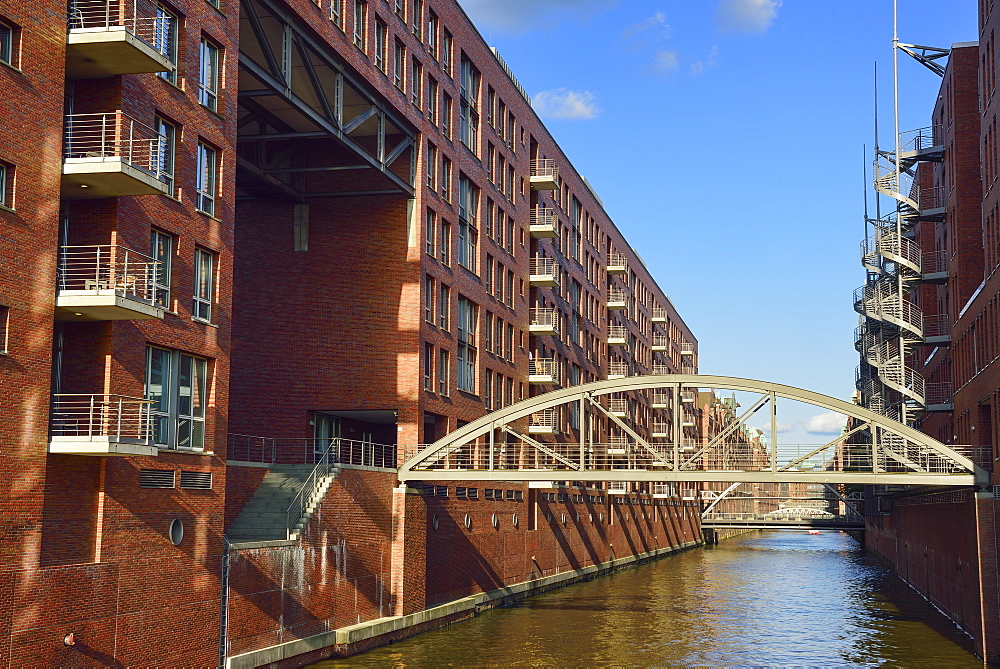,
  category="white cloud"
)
[461,0,617,34]
[652,49,680,76]
[532,89,600,120]
[621,11,670,43]
[690,45,720,76]
[716,0,782,34]
[805,412,847,435]
[754,422,798,434]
